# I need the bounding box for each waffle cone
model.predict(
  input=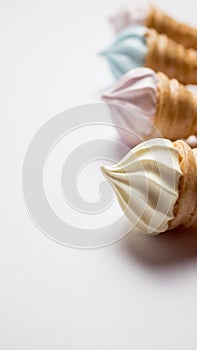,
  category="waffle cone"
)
[145,28,197,85]
[152,72,197,140]
[168,140,197,230]
[146,5,197,50]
